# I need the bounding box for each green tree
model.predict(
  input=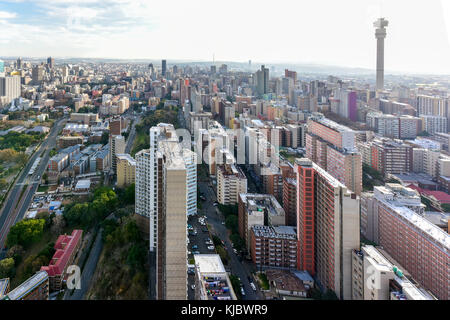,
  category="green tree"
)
[0,258,15,278]
[6,219,46,248]
[225,215,239,234]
